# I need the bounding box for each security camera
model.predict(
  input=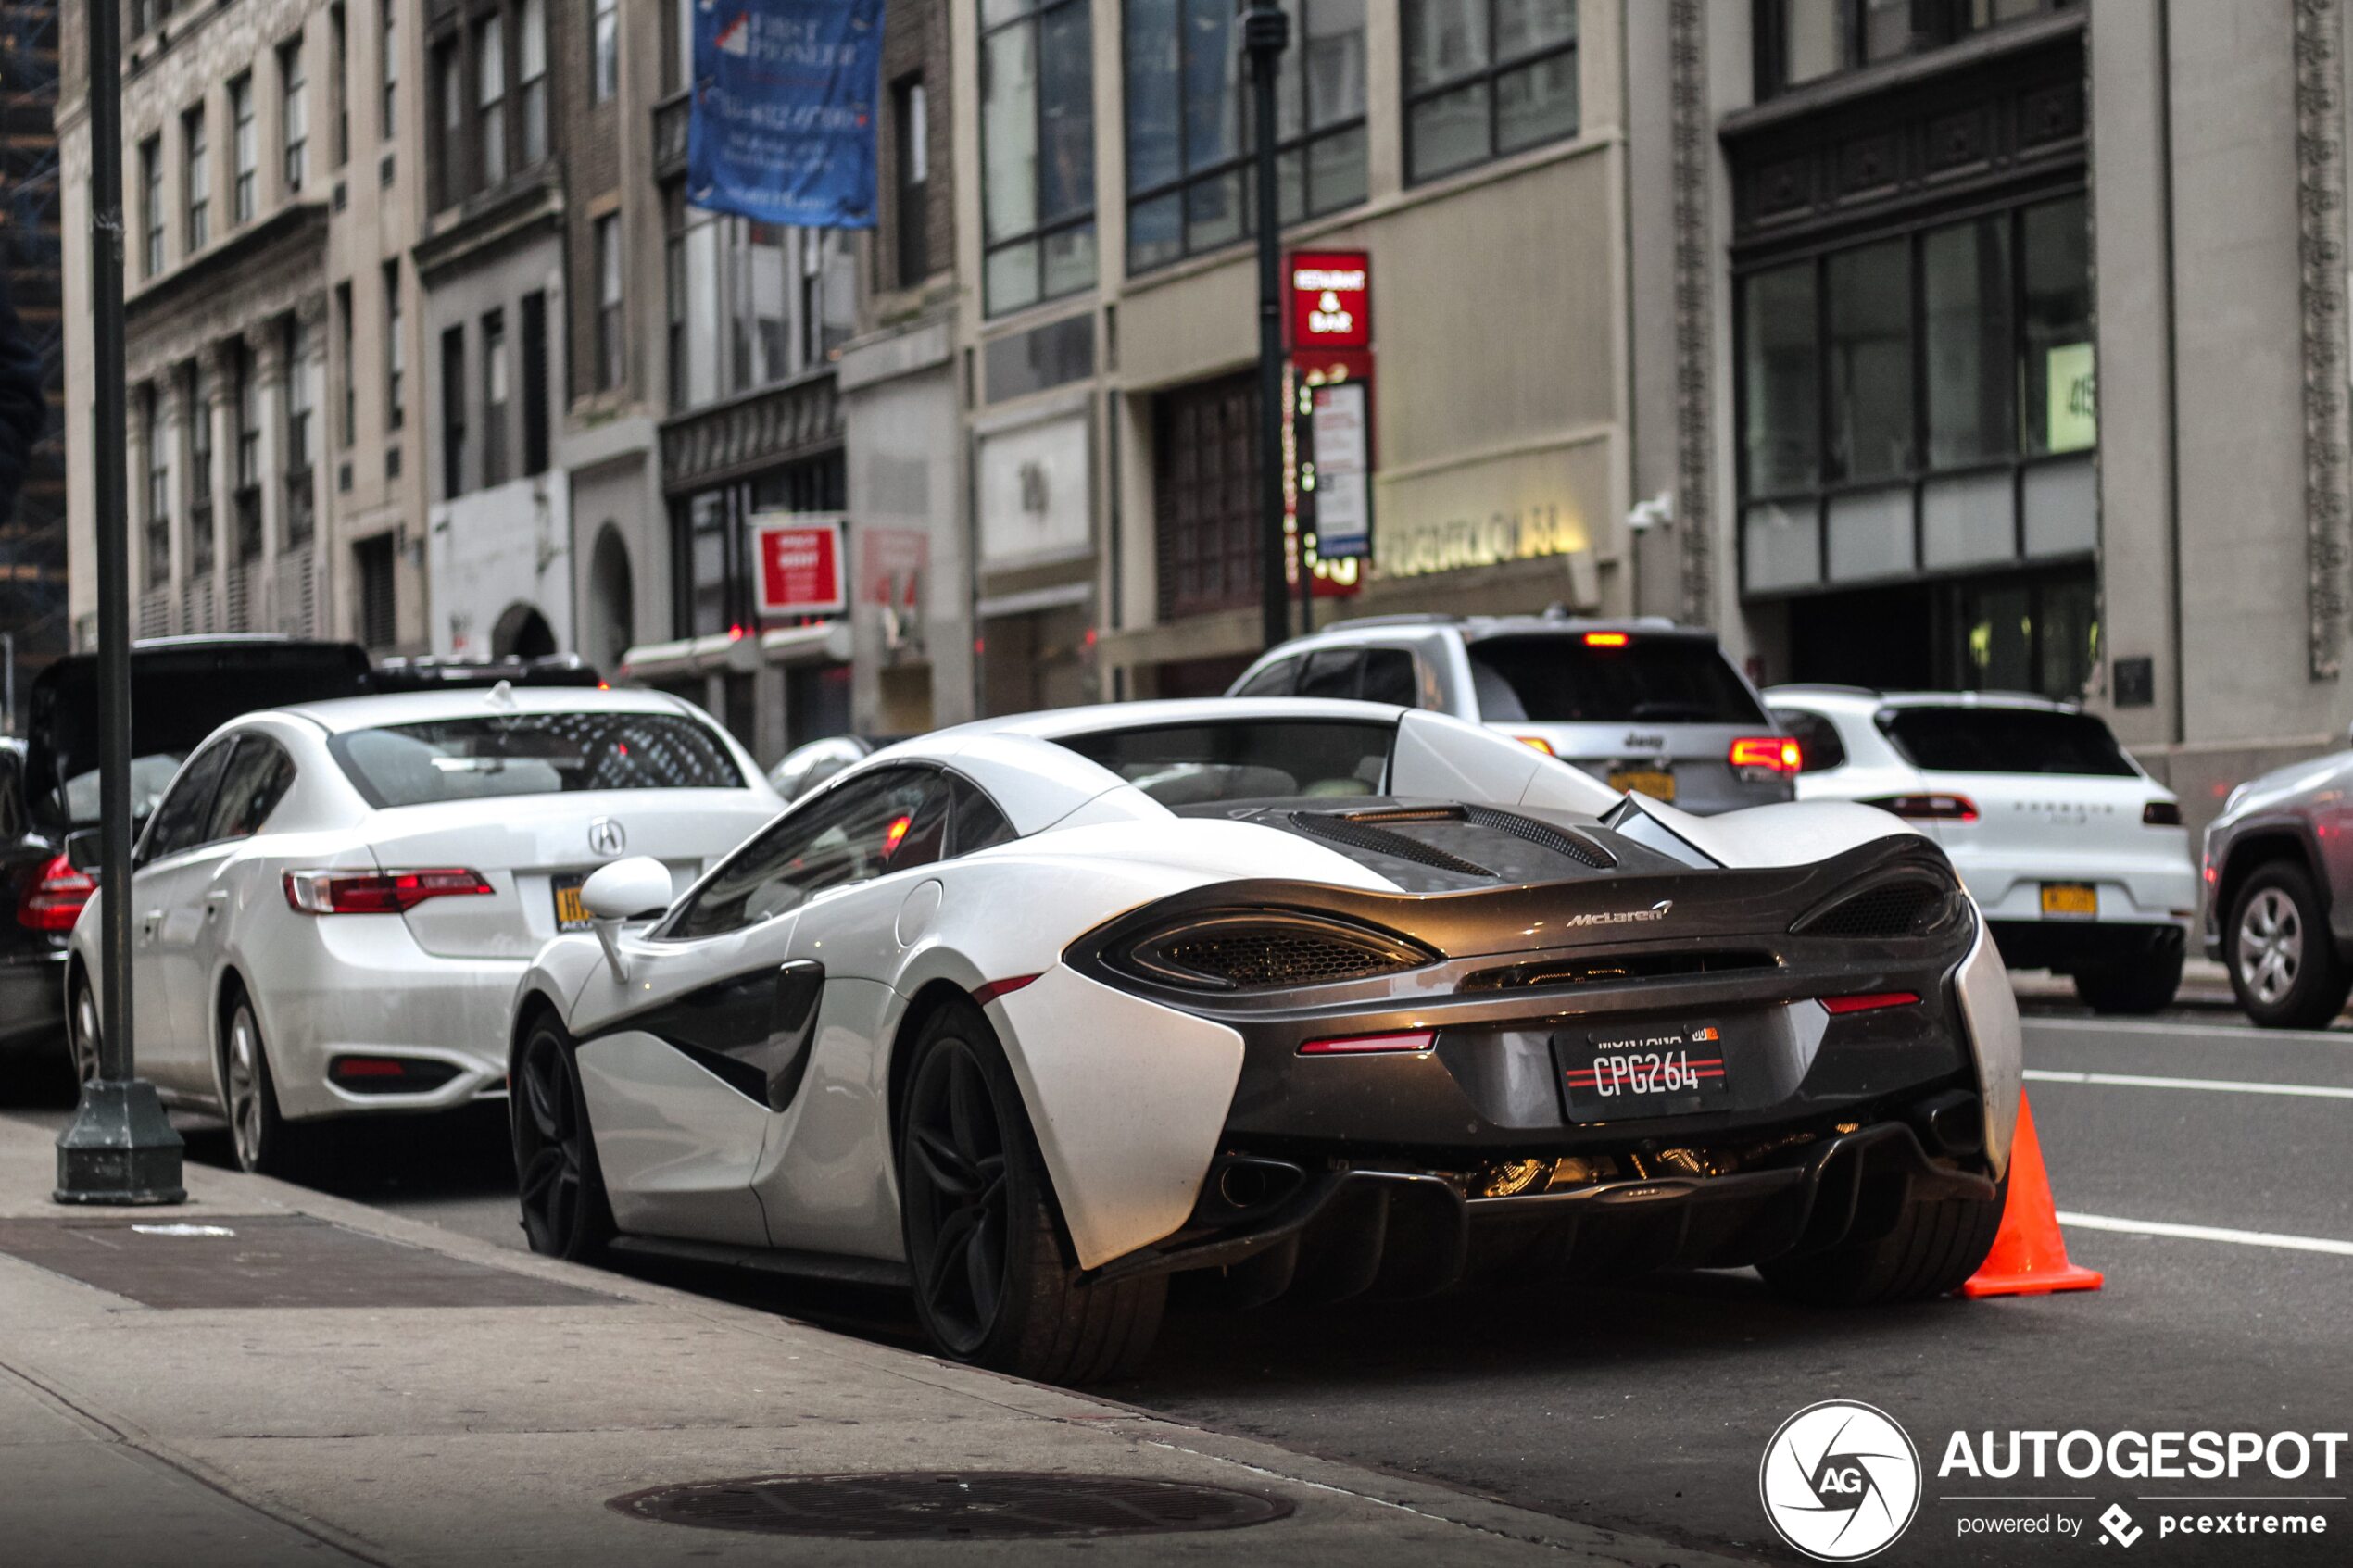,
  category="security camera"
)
[1626,492,1674,535]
